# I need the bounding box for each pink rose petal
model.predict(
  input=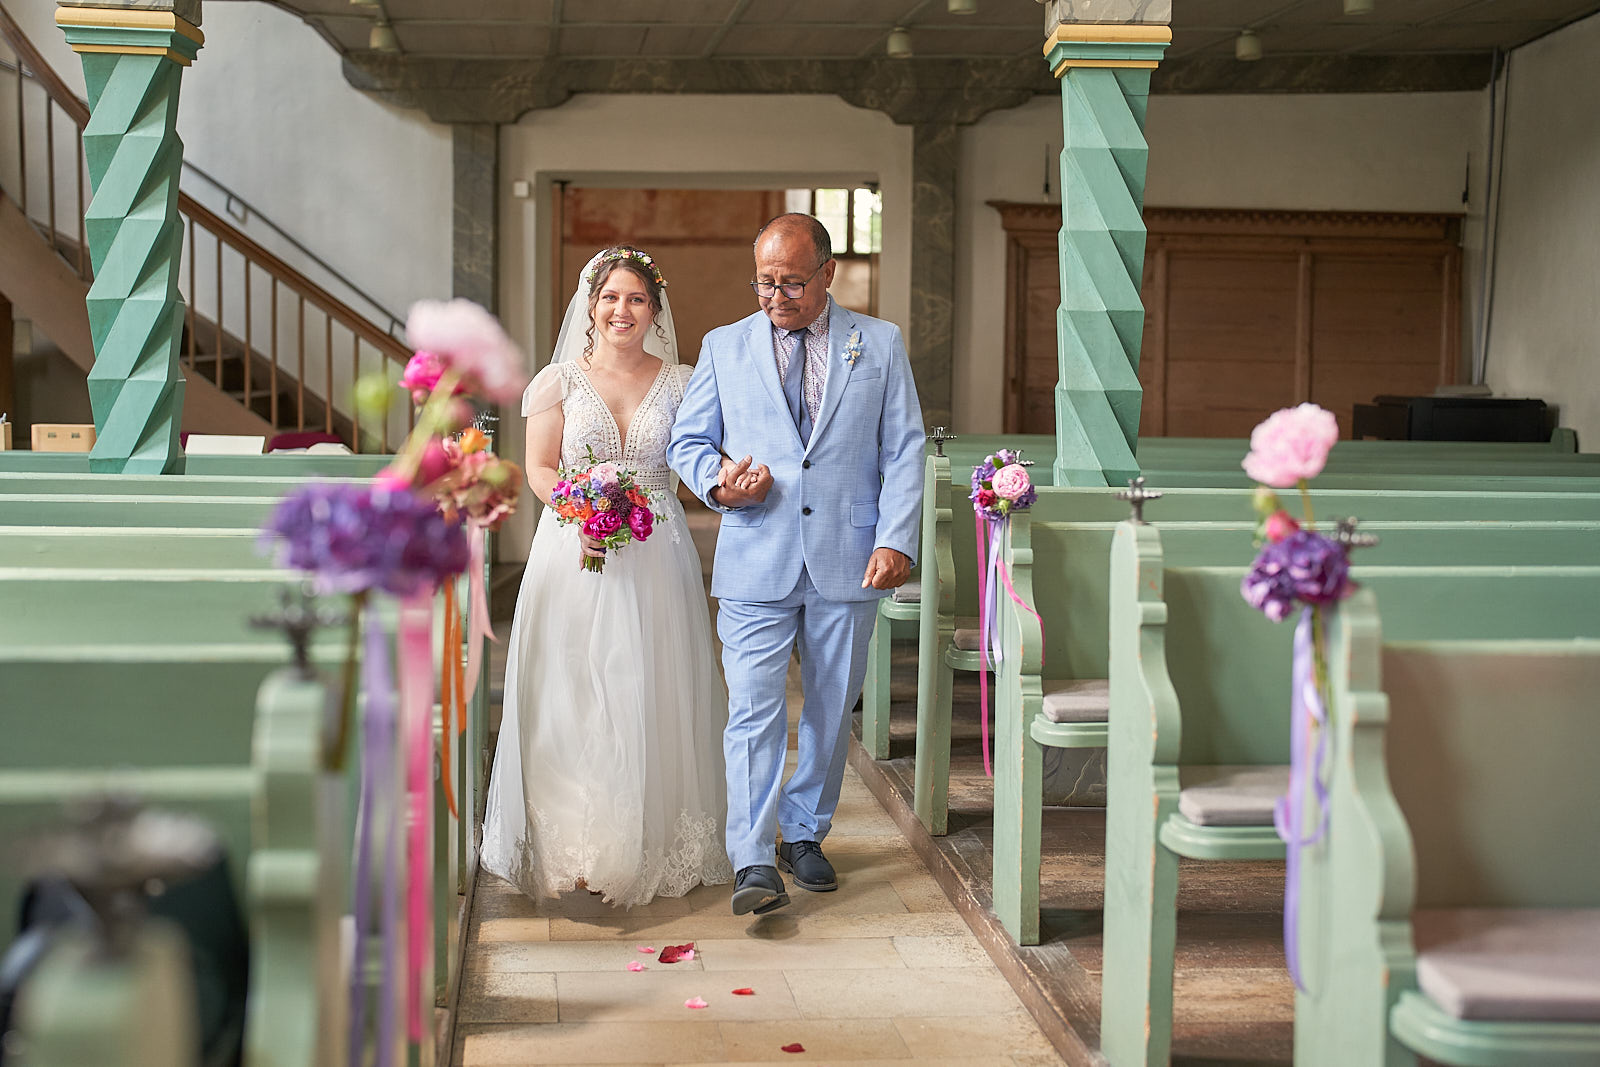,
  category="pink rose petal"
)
[684,997,709,1010]
[626,961,645,972]
[636,946,656,953]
